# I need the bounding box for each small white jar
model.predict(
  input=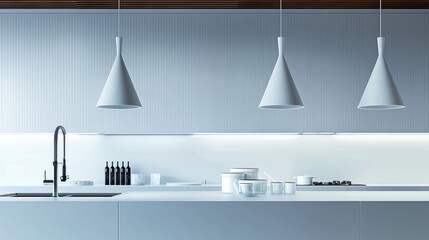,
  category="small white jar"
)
[285,182,296,194]
[270,182,284,194]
